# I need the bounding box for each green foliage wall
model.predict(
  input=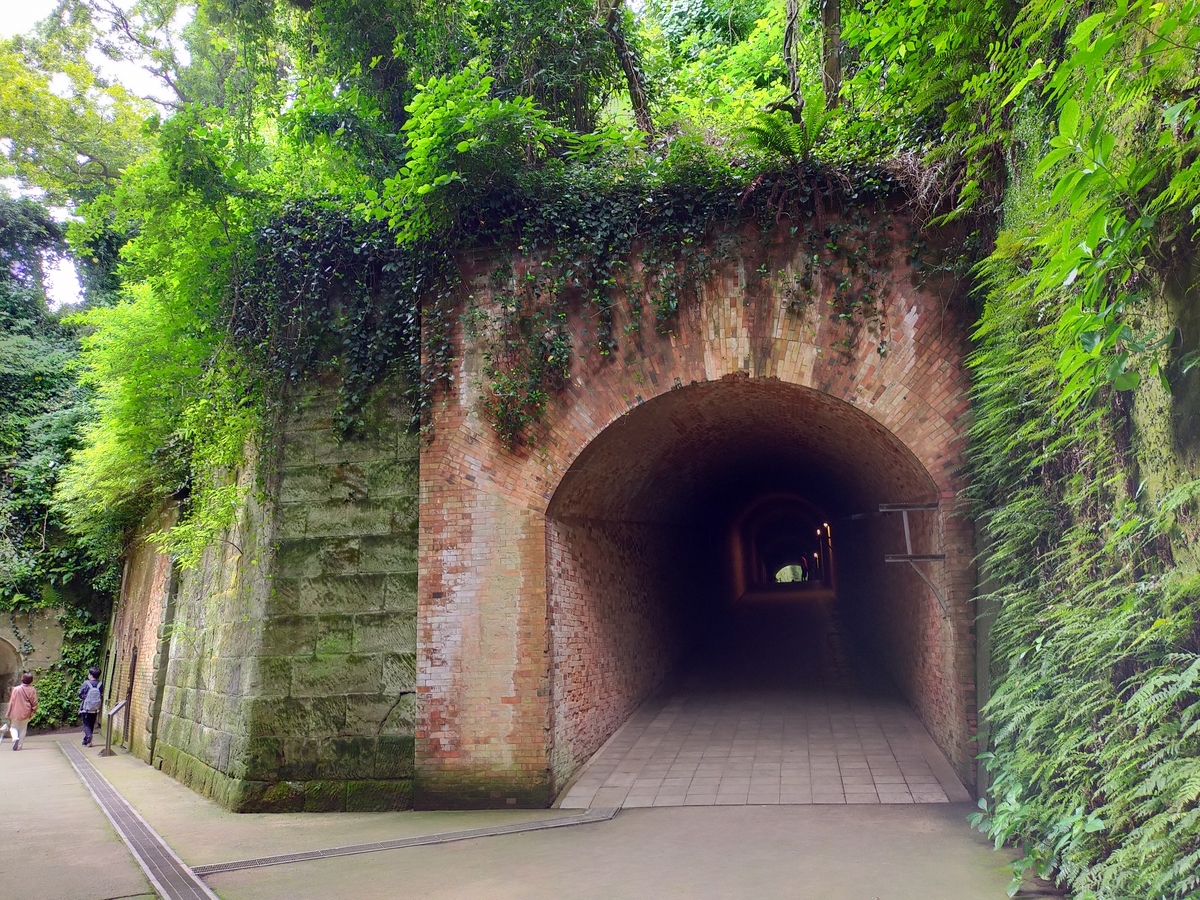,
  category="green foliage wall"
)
[859,3,1200,895]
[968,236,1200,896]
[3,0,1199,887]
[0,197,113,728]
